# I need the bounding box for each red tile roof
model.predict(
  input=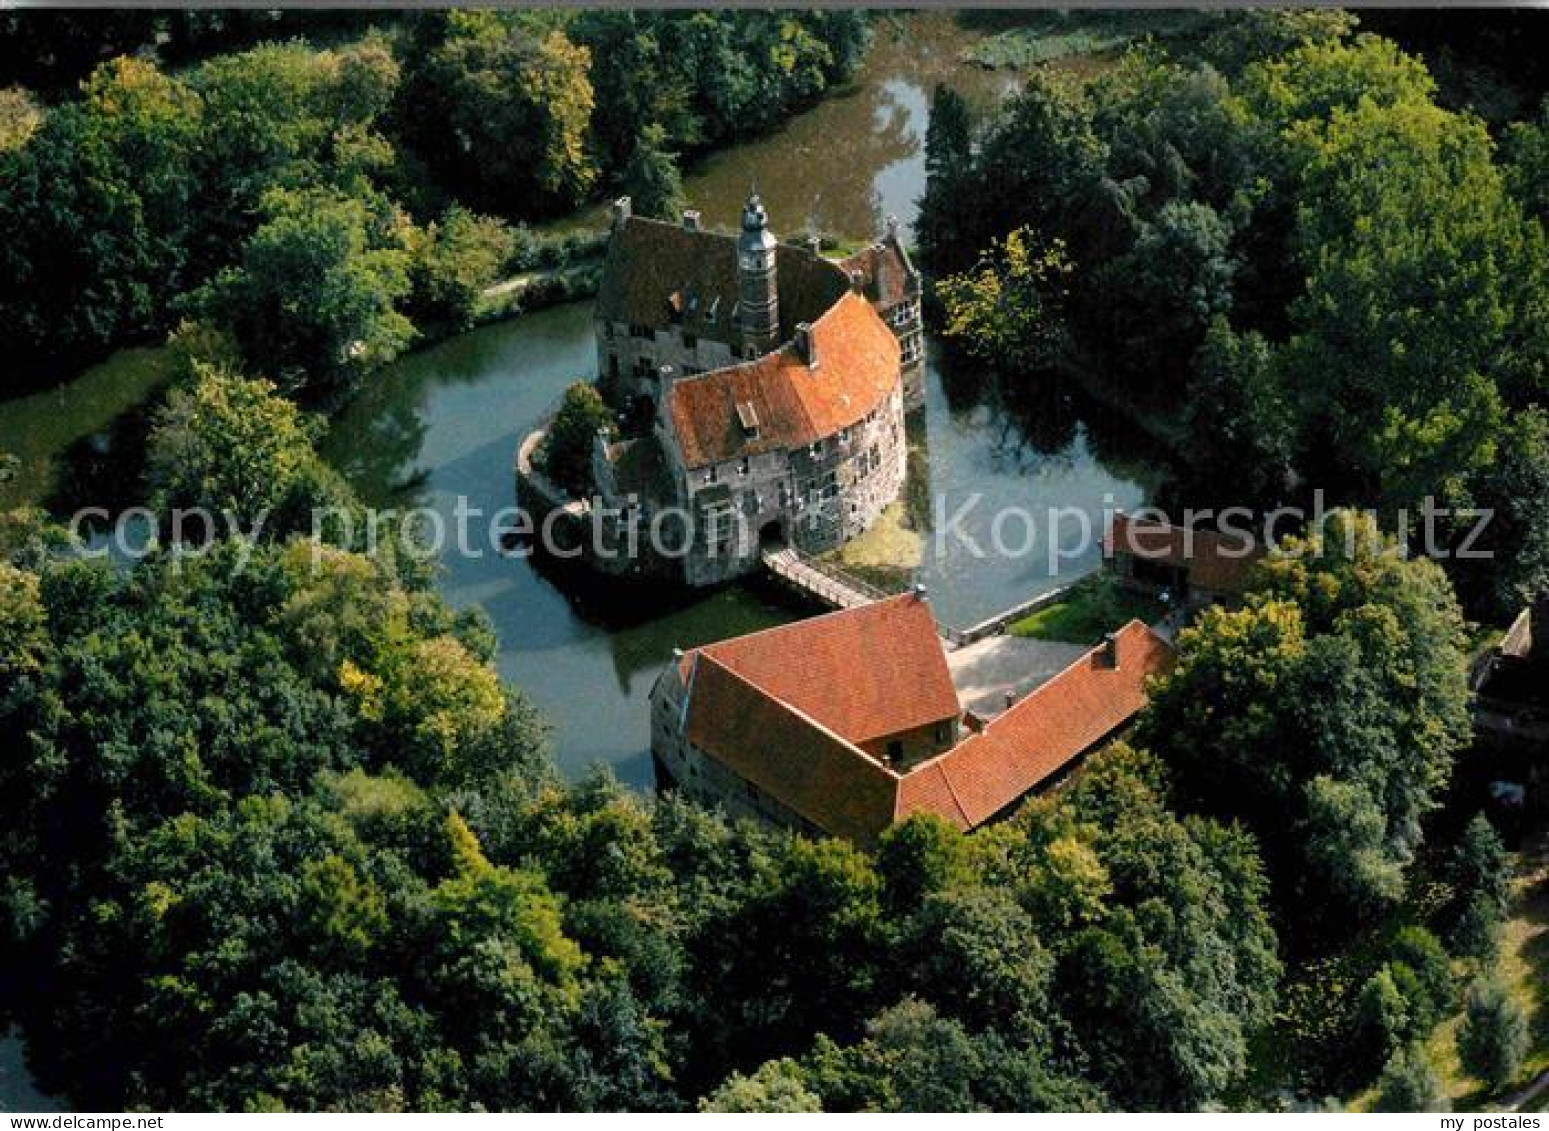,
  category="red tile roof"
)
[595,216,850,344]
[676,602,1174,843]
[1104,512,1263,595]
[683,654,899,837]
[691,593,959,745]
[900,620,1174,829]
[665,291,902,468]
